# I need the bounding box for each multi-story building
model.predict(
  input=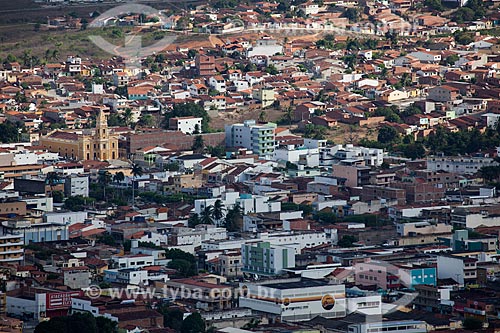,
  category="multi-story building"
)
[218,251,242,278]
[110,254,154,270]
[321,144,384,167]
[195,55,216,76]
[450,205,500,229]
[1,218,69,244]
[361,185,406,205]
[239,278,346,322]
[162,276,234,311]
[414,284,452,313]
[0,234,23,264]
[64,175,89,197]
[426,156,497,174]
[392,177,445,203]
[241,242,295,276]
[437,254,477,285]
[396,221,452,237]
[62,267,91,289]
[355,260,437,289]
[225,120,276,158]
[332,163,371,188]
